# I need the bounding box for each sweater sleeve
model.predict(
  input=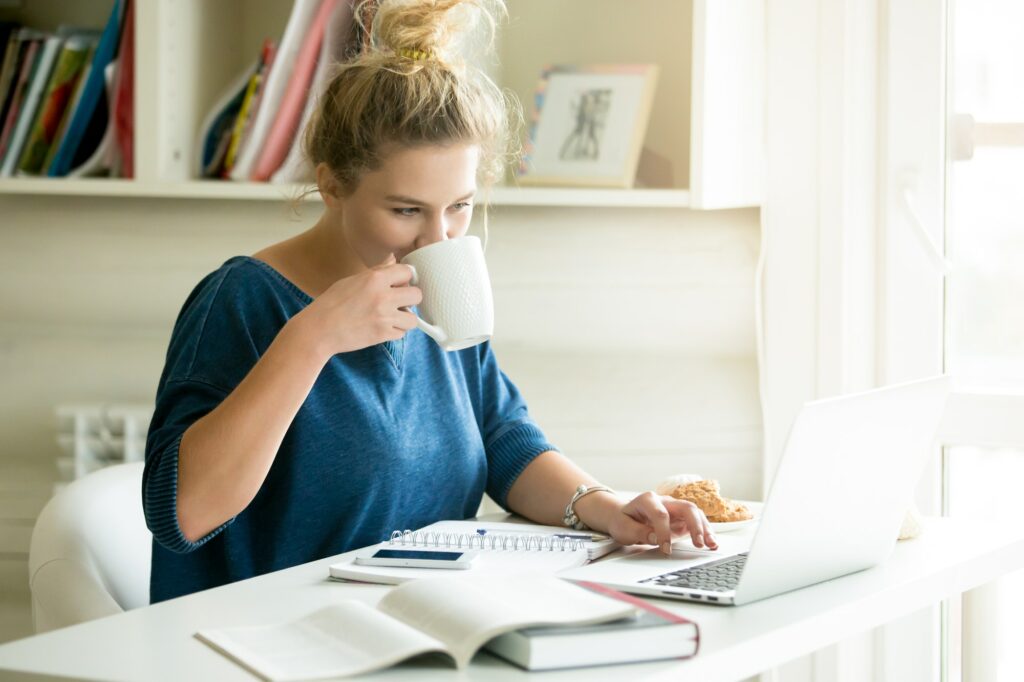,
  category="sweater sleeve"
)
[475,342,560,511]
[142,263,276,553]
[143,379,234,553]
